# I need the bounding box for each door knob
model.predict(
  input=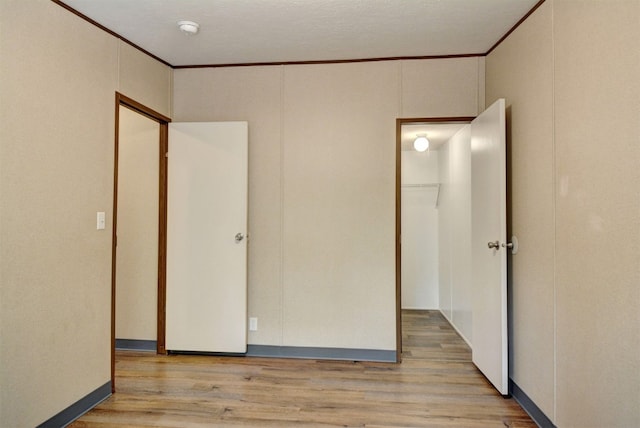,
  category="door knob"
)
[235,233,245,243]
[504,235,519,255]
[488,237,519,254]
[487,240,500,249]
